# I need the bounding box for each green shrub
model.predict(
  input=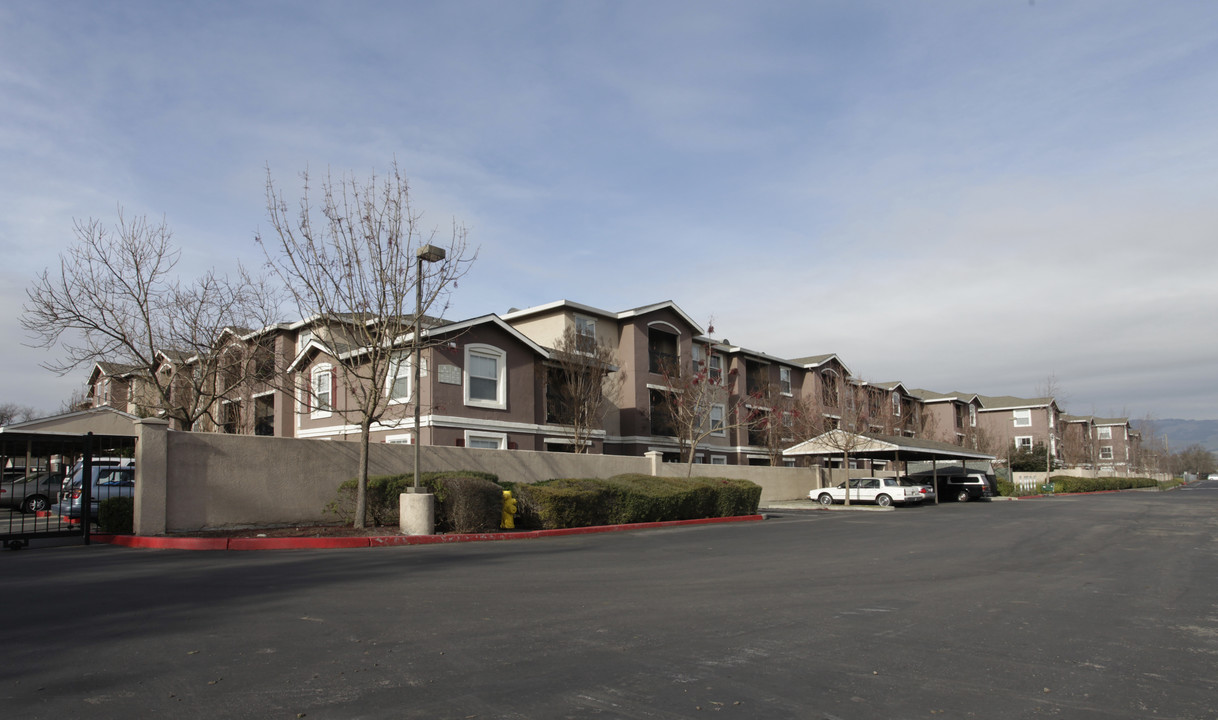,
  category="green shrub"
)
[326,470,500,527]
[433,476,504,534]
[1049,476,1158,494]
[513,475,761,530]
[995,478,1016,497]
[99,497,134,534]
